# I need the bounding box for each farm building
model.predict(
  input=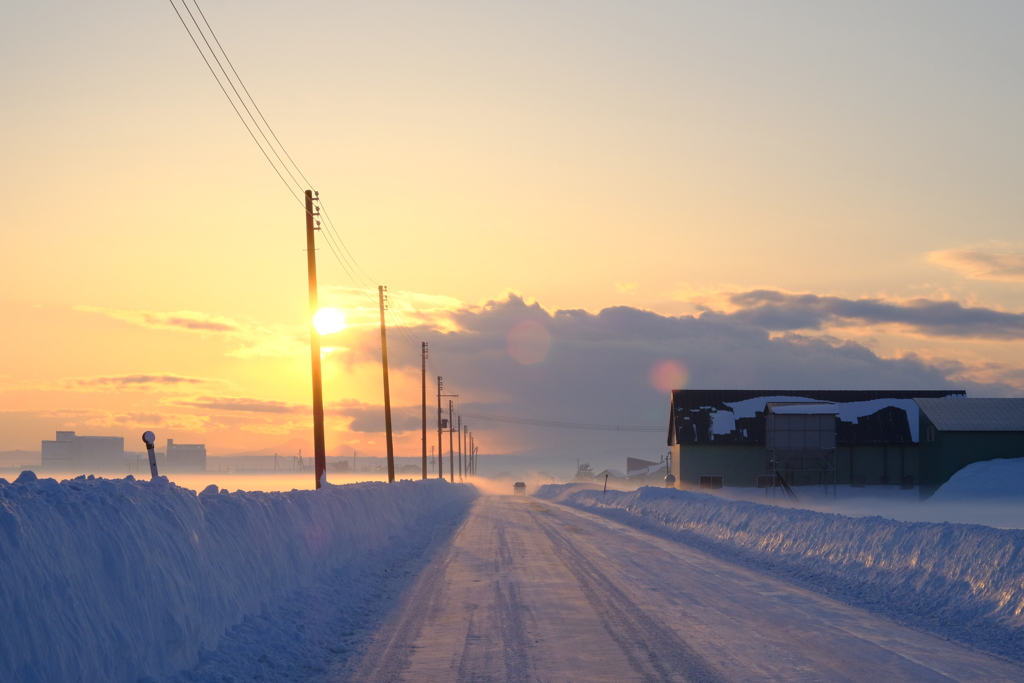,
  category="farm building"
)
[666,389,964,491]
[916,398,1024,498]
